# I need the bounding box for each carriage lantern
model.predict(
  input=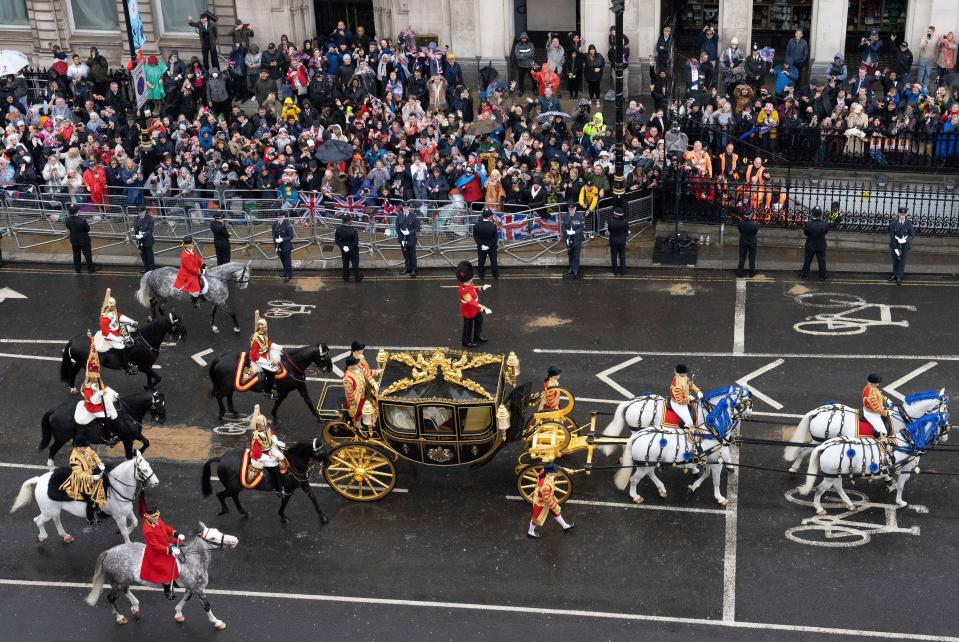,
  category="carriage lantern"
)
[506,352,520,386]
[496,404,510,438]
[376,349,389,371]
[361,403,375,427]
